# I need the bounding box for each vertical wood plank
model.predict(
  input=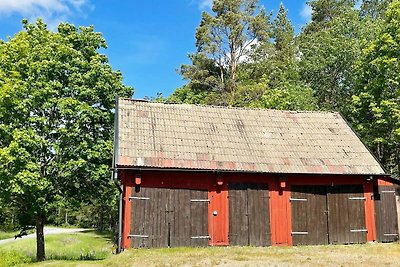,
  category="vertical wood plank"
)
[291,185,328,245]
[375,185,399,242]
[328,185,366,244]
